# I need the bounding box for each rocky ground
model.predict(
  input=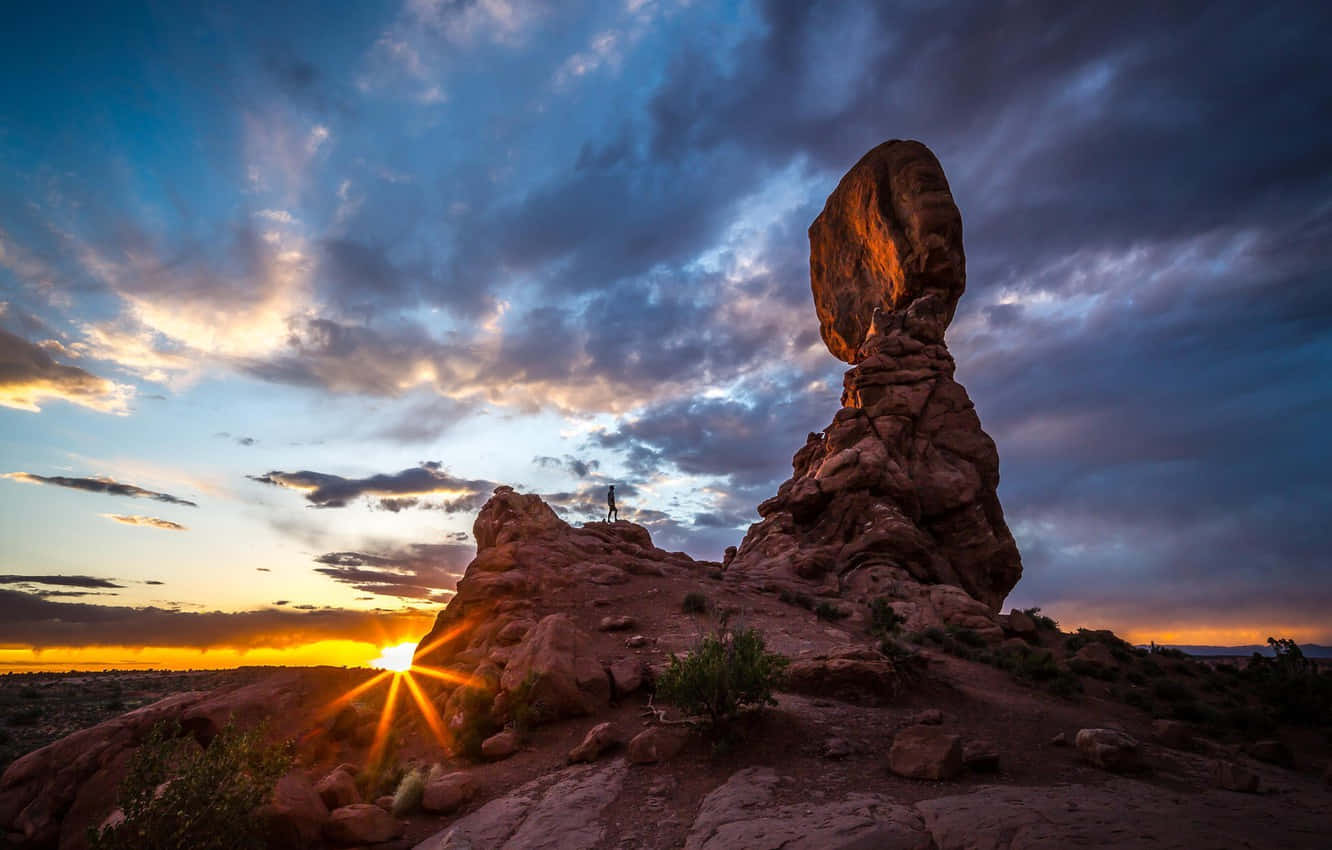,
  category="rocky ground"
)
[4,139,1329,848]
